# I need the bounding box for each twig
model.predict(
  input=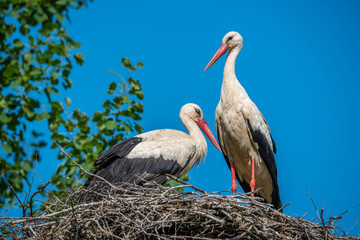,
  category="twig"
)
[8,183,26,217]
[305,187,320,220]
[53,140,121,192]
[29,179,51,217]
[277,202,291,212]
[32,168,60,205]
[165,174,206,194]
[320,208,325,226]
[346,217,359,235]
